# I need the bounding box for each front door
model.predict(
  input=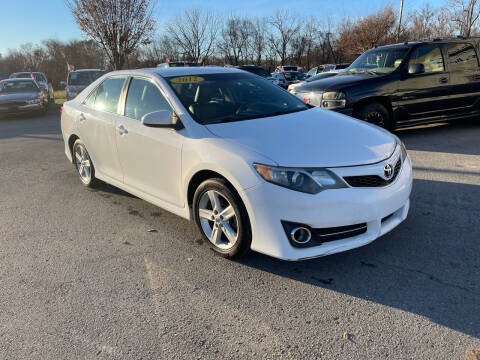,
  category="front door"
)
[396,44,454,122]
[115,77,184,207]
